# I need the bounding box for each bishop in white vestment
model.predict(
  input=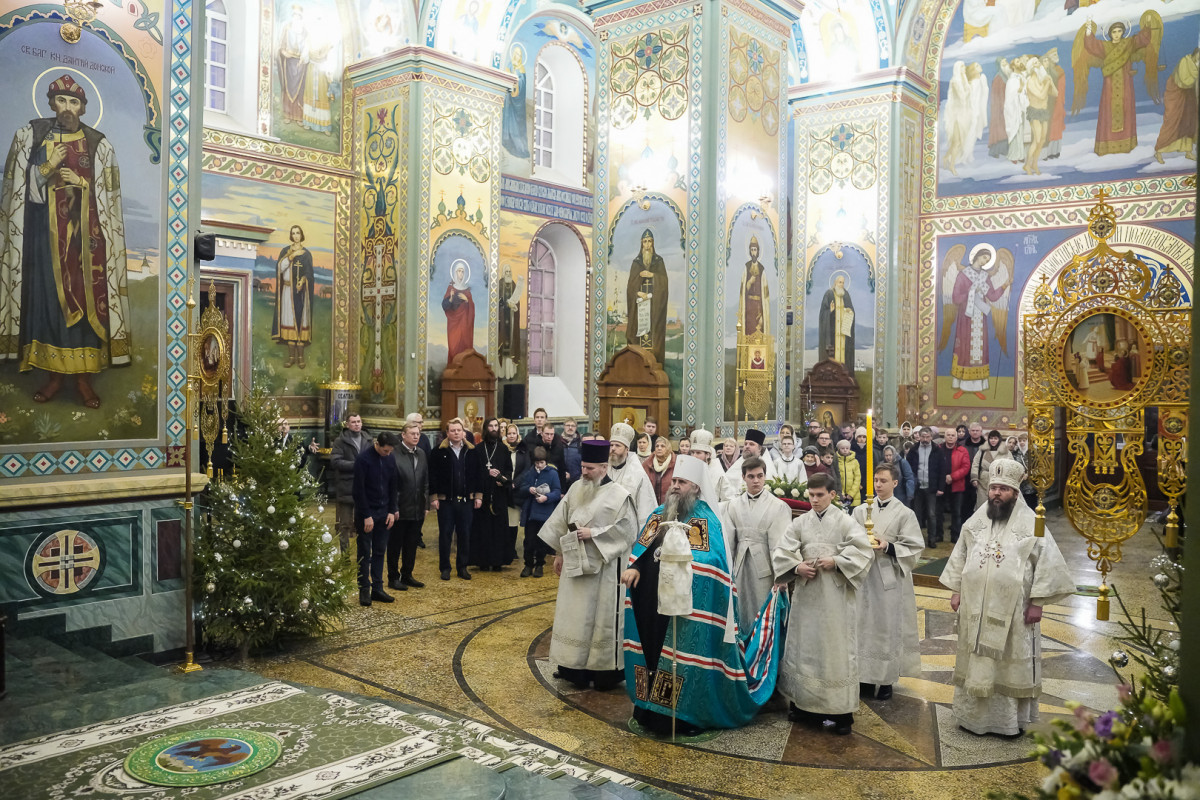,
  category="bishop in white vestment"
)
[939,459,1074,735]
[725,456,793,621]
[773,473,873,734]
[540,439,639,690]
[852,463,925,699]
[607,423,660,530]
